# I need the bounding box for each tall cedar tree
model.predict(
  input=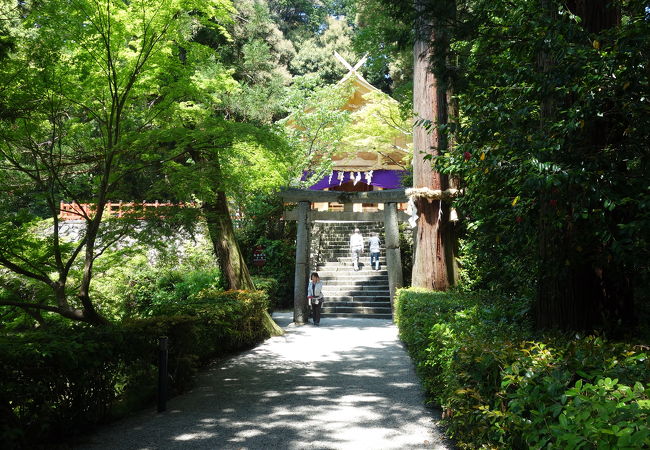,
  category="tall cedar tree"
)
[411,0,459,290]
